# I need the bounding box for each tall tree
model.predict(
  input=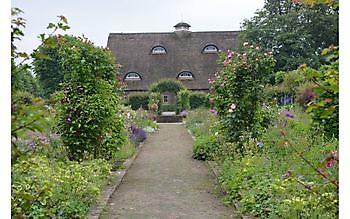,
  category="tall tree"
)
[239,0,338,71]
